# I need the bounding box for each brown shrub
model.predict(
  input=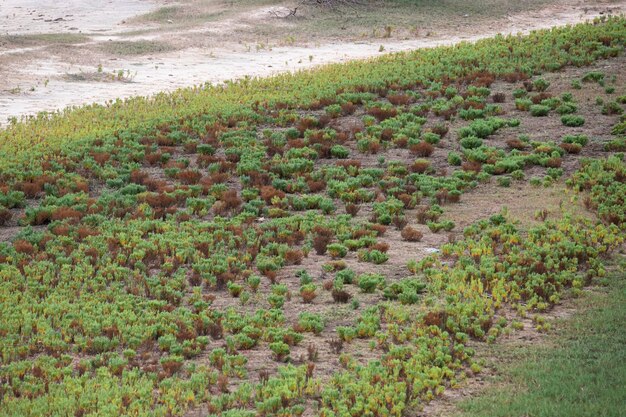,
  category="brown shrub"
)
[506,138,527,150]
[177,169,202,185]
[130,169,149,185]
[368,106,397,121]
[296,117,318,135]
[461,161,482,173]
[331,289,351,303]
[285,249,303,266]
[144,193,176,209]
[392,215,408,230]
[0,208,12,226]
[401,226,423,242]
[335,159,361,171]
[409,141,434,157]
[312,226,334,255]
[531,92,552,104]
[559,143,582,154]
[217,374,229,393]
[51,207,82,222]
[369,224,387,236]
[431,123,449,138]
[410,159,431,174]
[307,180,326,193]
[14,239,35,254]
[51,224,71,236]
[545,157,562,168]
[387,93,412,106]
[372,242,390,253]
[91,152,111,166]
[341,102,356,115]
[261,186,286,203]
[502,71,529,83]
[16,181,42,198]
[423,310,446,327]
[345,203,360,217]
[396,193,416,209]
[300,287,317,303]
[492,92,506,103]
[220,190,242,210]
